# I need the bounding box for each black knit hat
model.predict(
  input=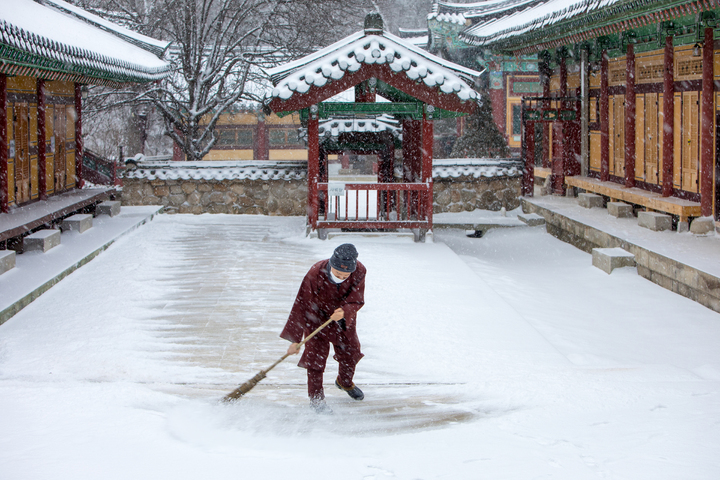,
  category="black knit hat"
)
[329,243,358,273]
